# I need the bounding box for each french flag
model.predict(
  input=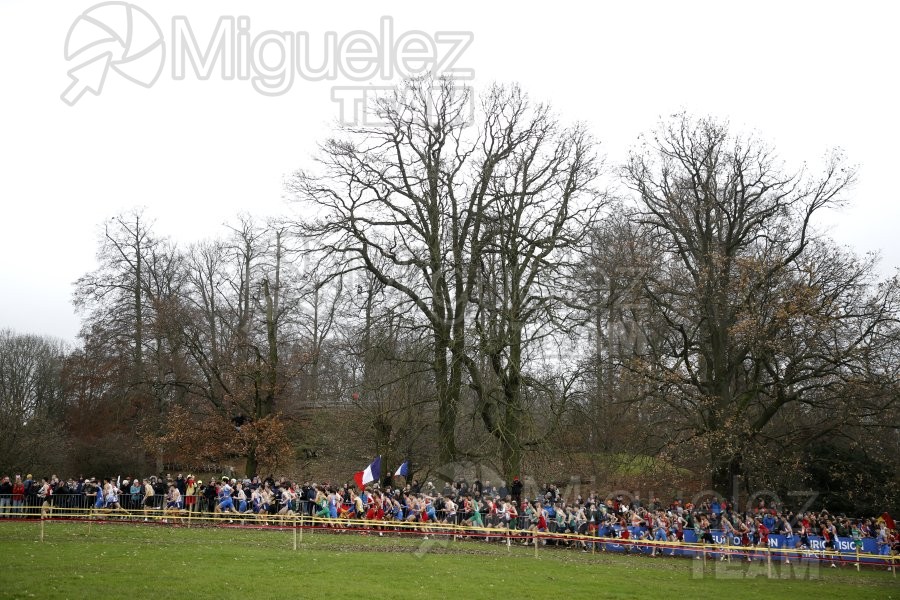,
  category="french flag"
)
[354,456,381,489]
[394,461,409,477]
